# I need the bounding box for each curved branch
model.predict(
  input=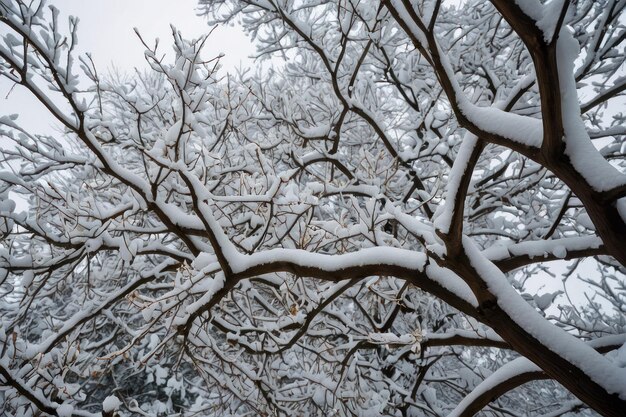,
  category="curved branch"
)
[448,333,626,417]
